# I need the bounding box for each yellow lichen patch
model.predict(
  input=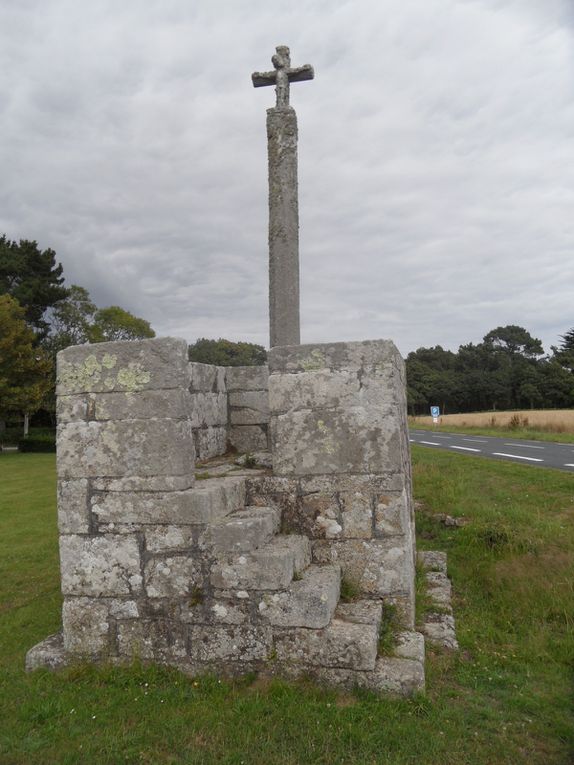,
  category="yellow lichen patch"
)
[116,364,151,392]
[301,349,326,371]
[102,353,117,369]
